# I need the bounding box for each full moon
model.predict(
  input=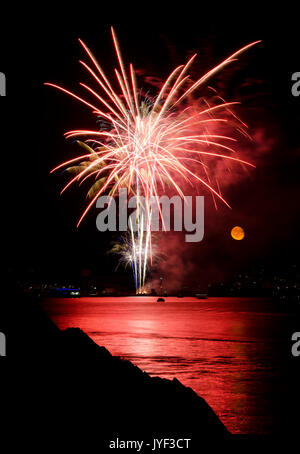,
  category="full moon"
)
[231,226,245,241]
